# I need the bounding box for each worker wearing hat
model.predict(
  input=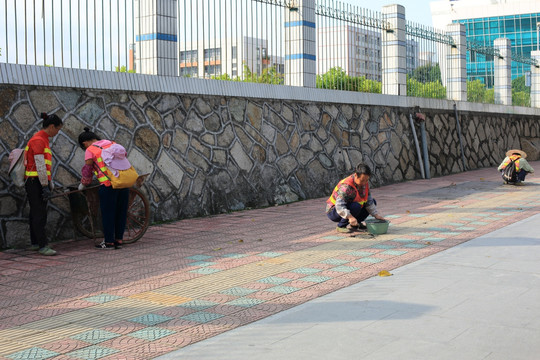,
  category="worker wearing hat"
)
[497,149,534,185]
